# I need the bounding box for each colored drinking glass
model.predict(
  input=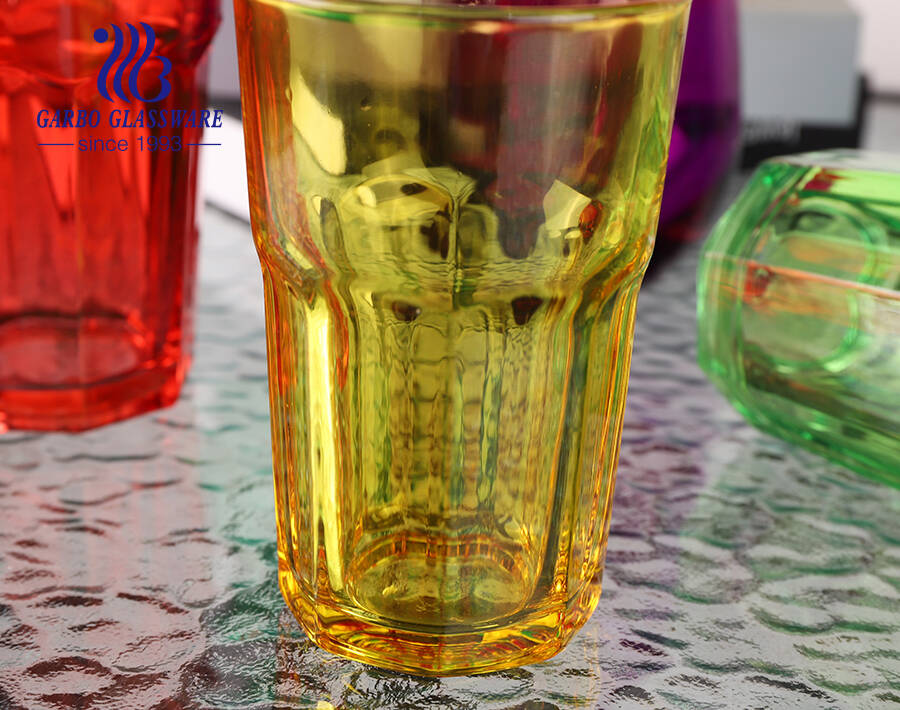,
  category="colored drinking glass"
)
[0,0,220,431]
[659,0,741,241]
[698,150,900,487]
[236,0,689,675]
